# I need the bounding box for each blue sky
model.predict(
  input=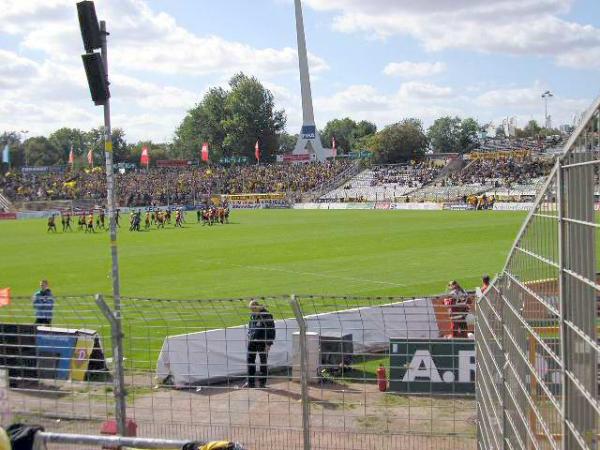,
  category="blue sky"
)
[0,0,599,142]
